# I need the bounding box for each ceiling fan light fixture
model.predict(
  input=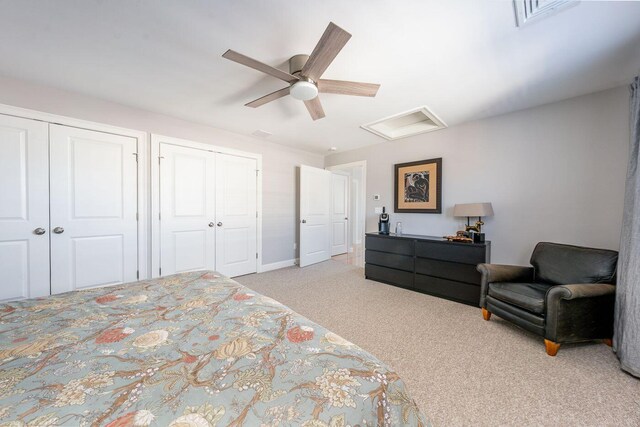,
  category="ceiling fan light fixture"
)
[290,79,318,101]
